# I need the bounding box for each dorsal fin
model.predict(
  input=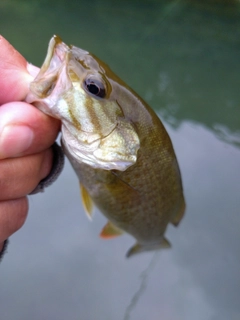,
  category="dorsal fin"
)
[100,221,124,239]
[80,183,93,220]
